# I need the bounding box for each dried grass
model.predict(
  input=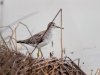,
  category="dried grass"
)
[0,47,86,75]
[0,9,86,75]
[0,30,86,75]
